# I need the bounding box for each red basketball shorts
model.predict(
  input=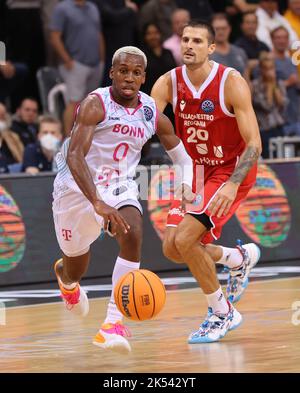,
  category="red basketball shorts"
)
[166,172,254,244]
